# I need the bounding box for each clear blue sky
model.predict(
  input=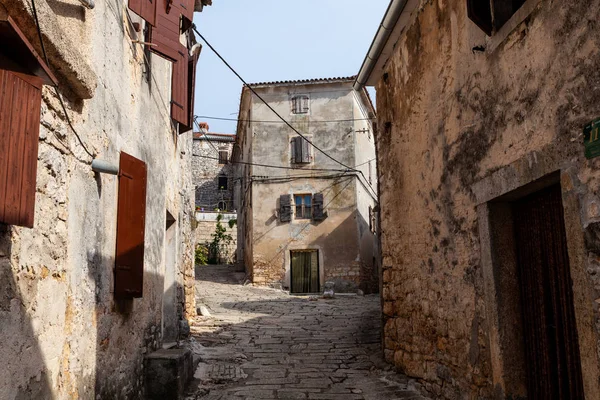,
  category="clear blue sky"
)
[192,1,389,134]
